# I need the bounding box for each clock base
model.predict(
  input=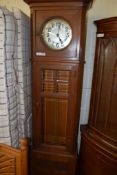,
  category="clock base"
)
[30,149,77,175]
